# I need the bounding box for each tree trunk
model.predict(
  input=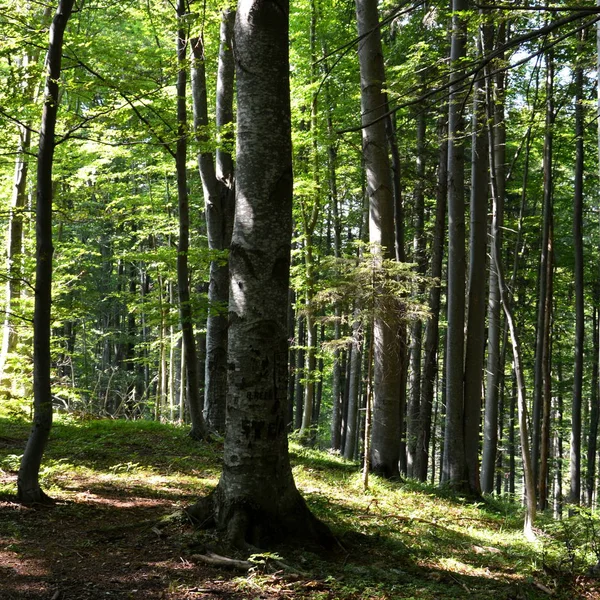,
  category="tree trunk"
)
[570,35,584,507]
[176,1,207,440]
[190,11,236,435]
[187,0,331,547]
[355,0,401,480]
[344,318,362,461]
[463,34,488,495]
[17,0,75,504]
[442,0,469,492]
[406,108,426,478]
[481,21,506,494]
[532,50,554,495]
[587,304,600,506]
[415,118,447,483]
